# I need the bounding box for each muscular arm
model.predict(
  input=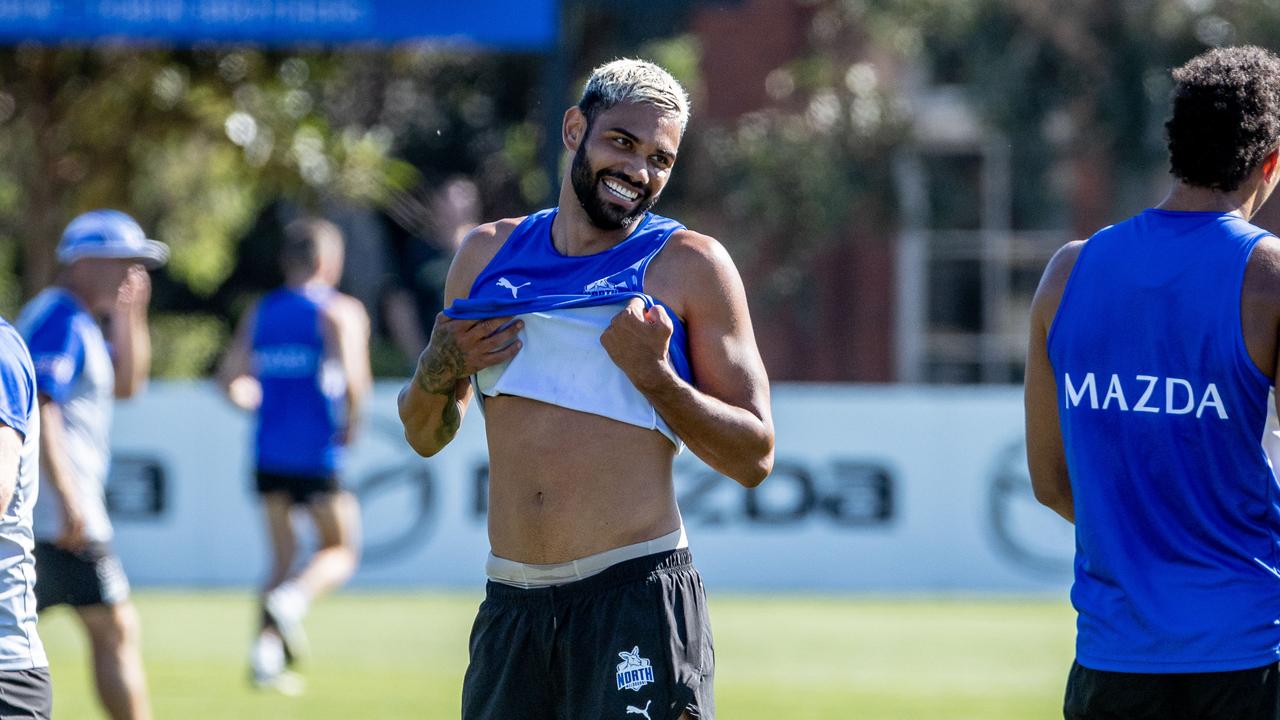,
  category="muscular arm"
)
[398,220,523,457]
[604,233,775,487]
[214,302,261,411]
[0,426,19,516]
[1024,241,1083,524]
[37,397,87,549]
[1241,237,1280,460]
[111,265,152,399]
[323,296,373,444]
